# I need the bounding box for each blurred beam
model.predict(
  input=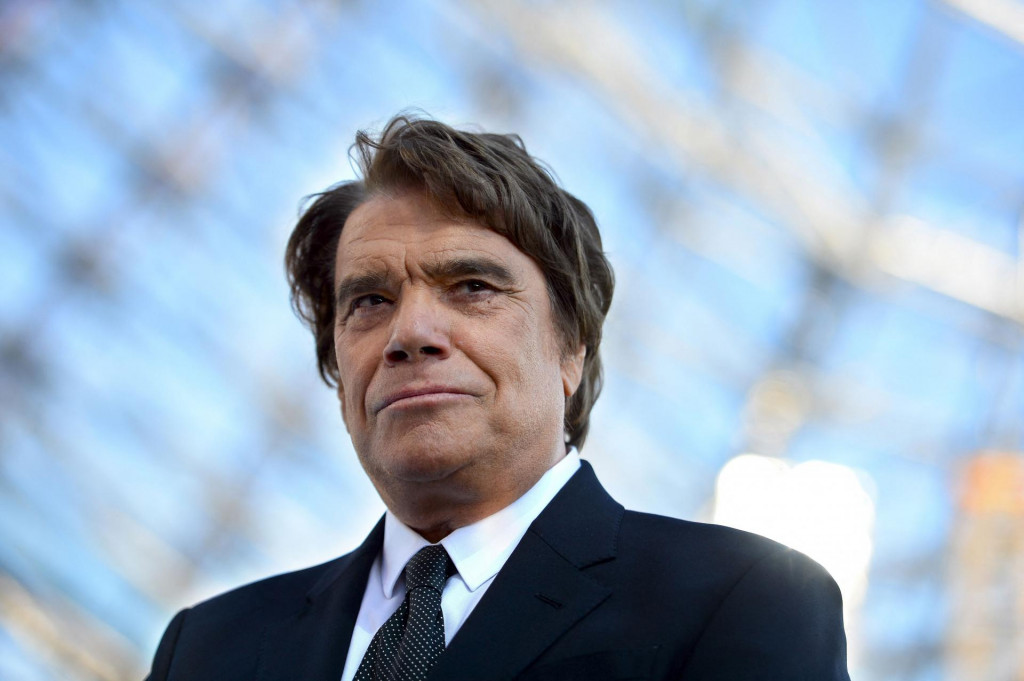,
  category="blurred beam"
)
[870,215,1022,324]
[942,0,1024,48]
[0,574,143,681]
[468,0,1024,325]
